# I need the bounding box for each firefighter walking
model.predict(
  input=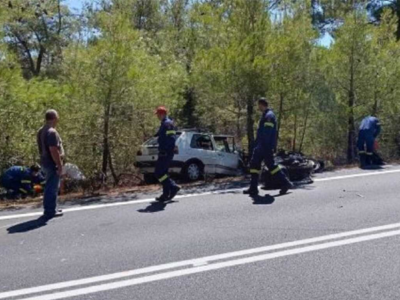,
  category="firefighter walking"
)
[244,98,293,196]
[154,106,181,202]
